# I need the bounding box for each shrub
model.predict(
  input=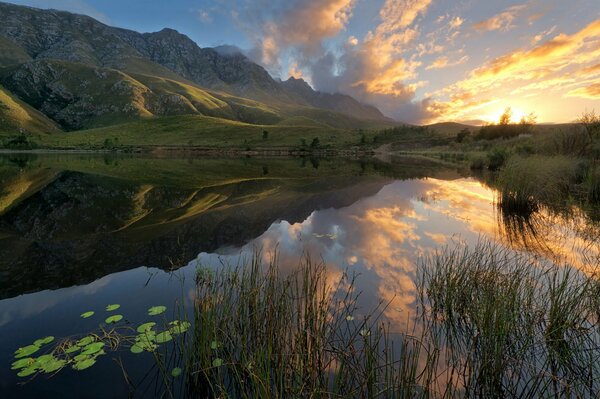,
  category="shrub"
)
[487,147,509,171]
[497,155,578,210]
[470,156,486,170]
